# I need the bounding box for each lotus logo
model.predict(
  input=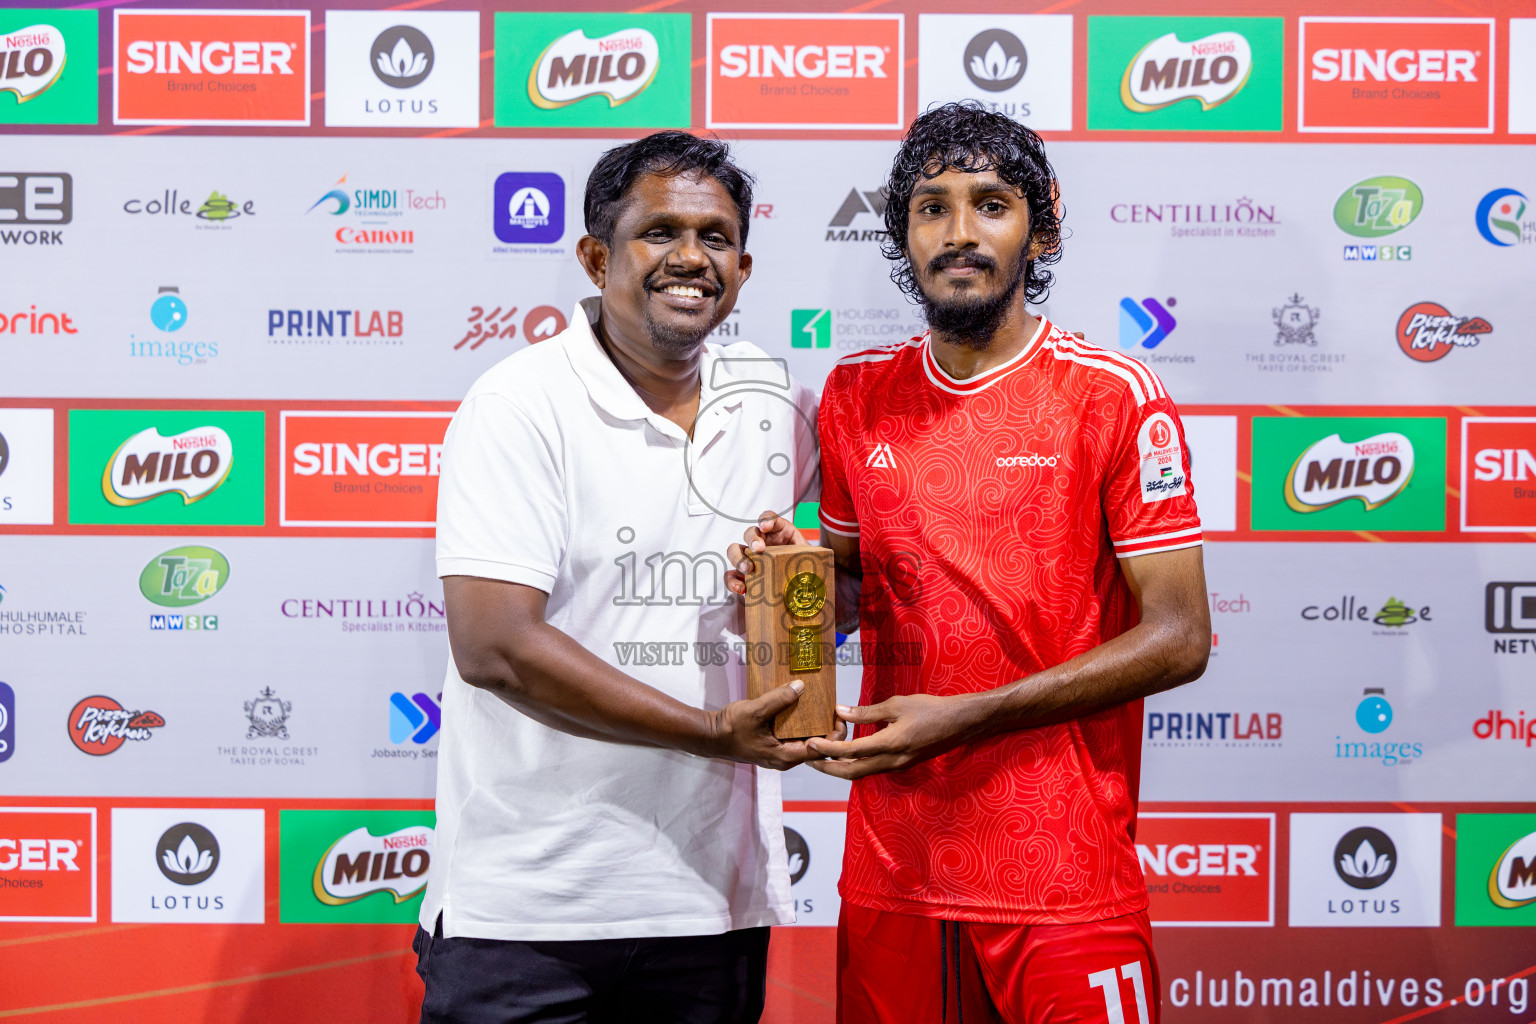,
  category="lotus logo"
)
[371,26,434,89]
[1284,431,1414,513]
[1335,827,1396,890]
[1121,32,1252,112]
[1490,829,1536,909]
[0,24,67,103]
[139,546,230,608]
[784,826,810,885]
[0,430,8,476]
[1333,177,1423,238]
[156,823,220,886]
[102,426,233,507]
[963,30,1026,92]
[529,28,659,110]
[313,825,433,905]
